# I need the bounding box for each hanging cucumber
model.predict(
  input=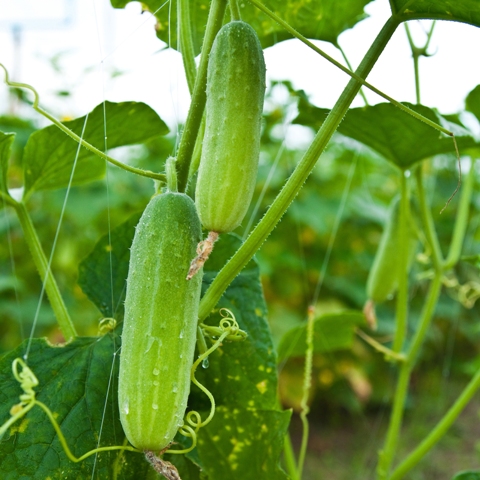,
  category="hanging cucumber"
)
[195,20,266,234]
[118,191,202,451]
[366,196,418,304]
